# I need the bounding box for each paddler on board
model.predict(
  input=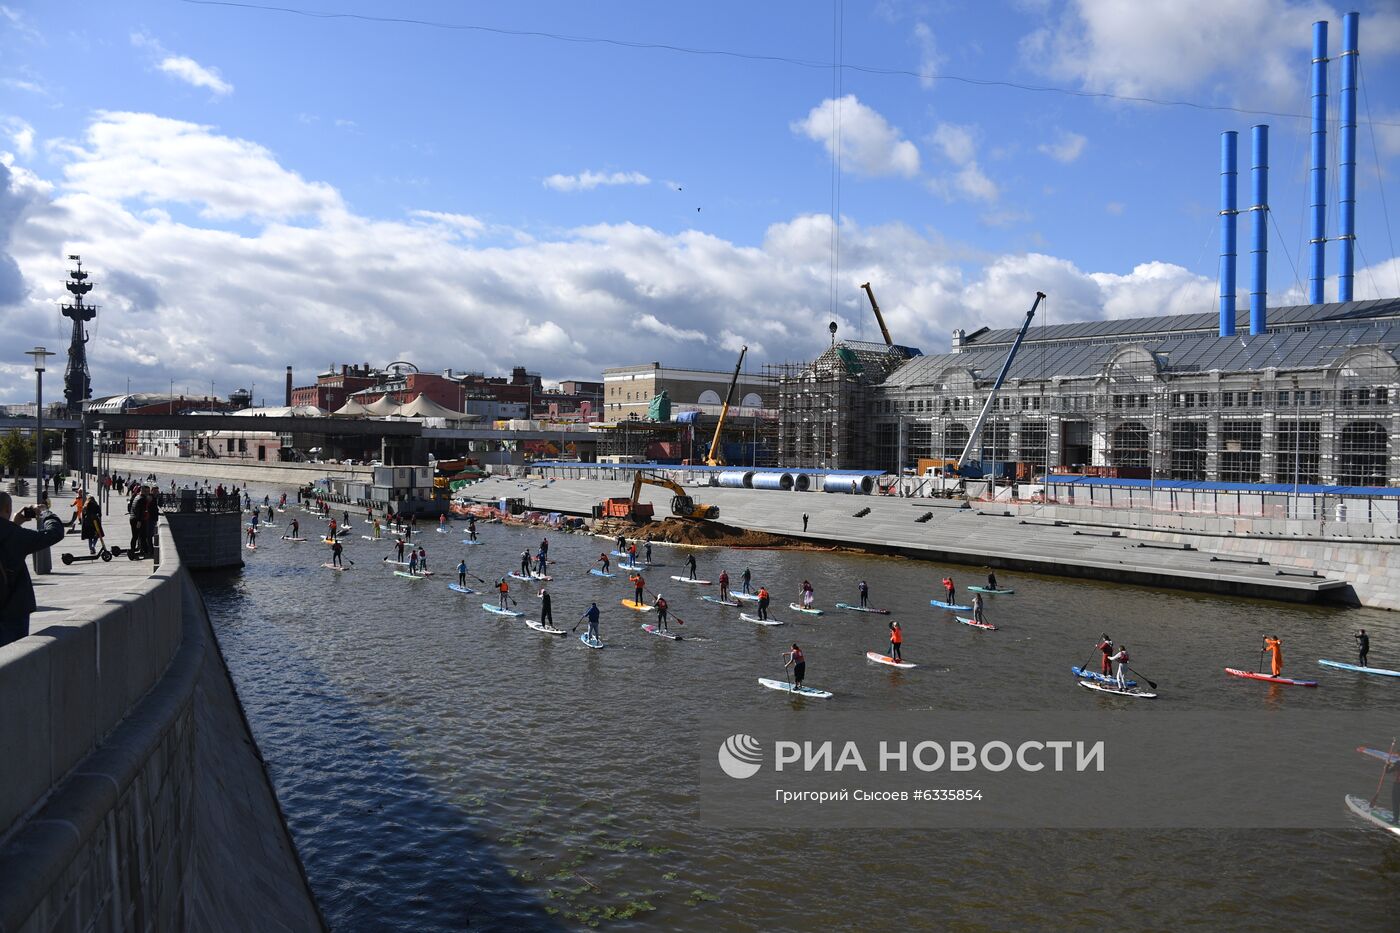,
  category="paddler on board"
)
[971,593,986,625]
[497,578,510,609]
[596,552,611,574]
[1109,644,1131,690]
[784,644,806,690]
[1262,635,1284,678]
[629,572,646,607]
[457,560,468,588]
[942,576,956,603]
[888,620,904,662]
[585,602,601,642]
[718,570,731,602]
[1096,634,1114,677]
